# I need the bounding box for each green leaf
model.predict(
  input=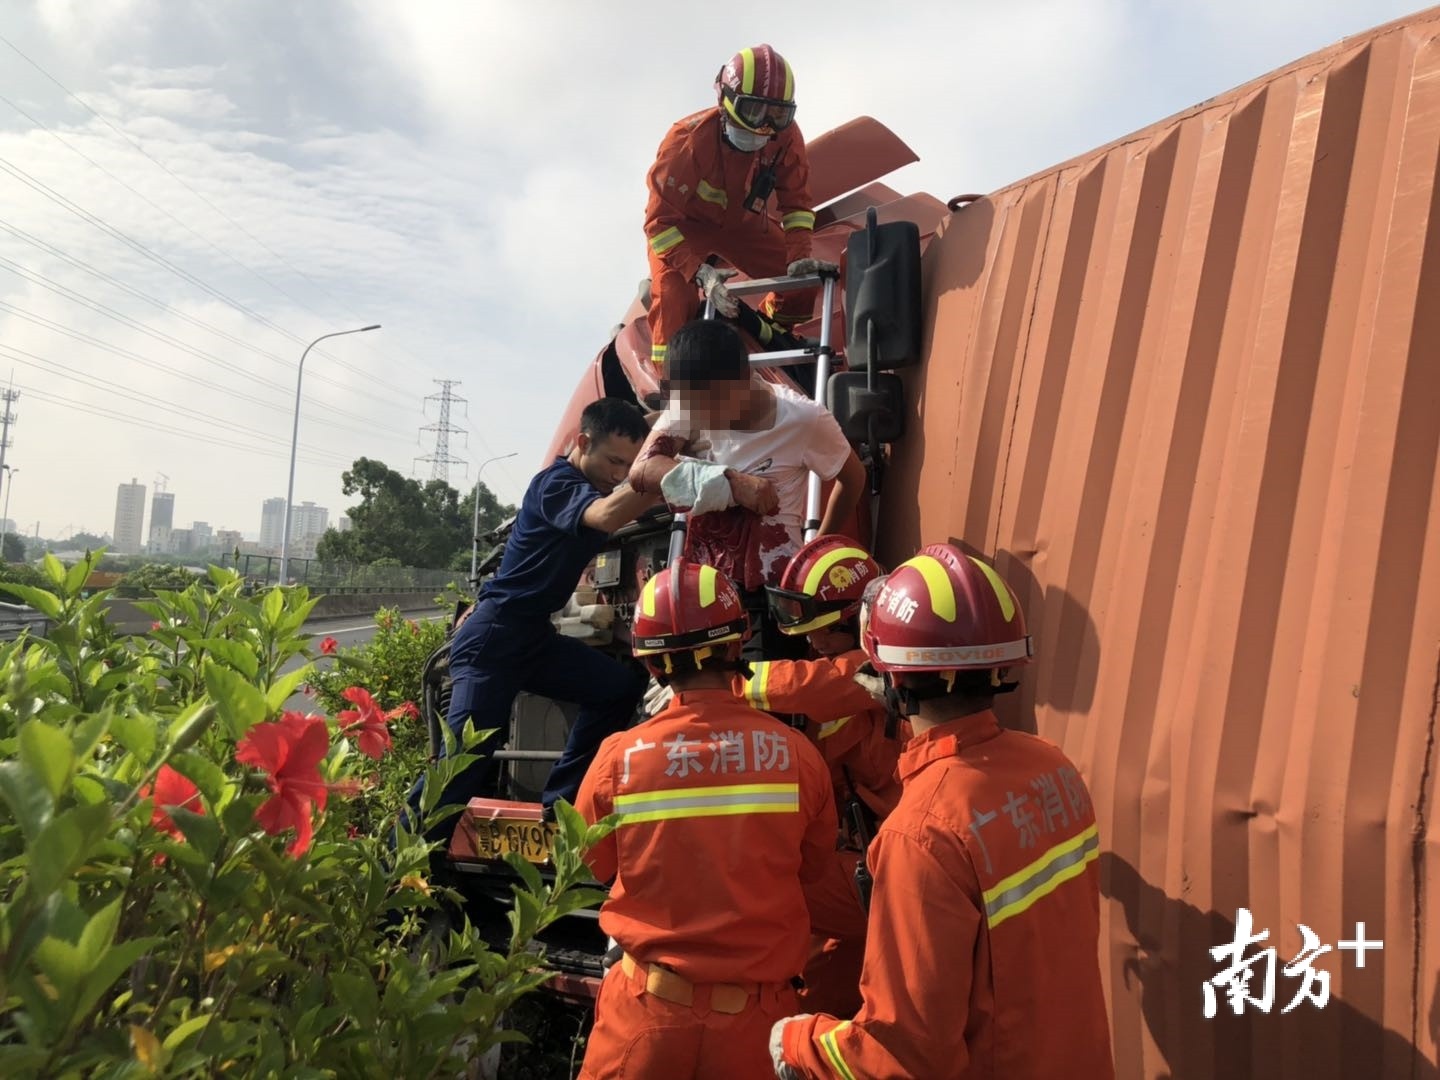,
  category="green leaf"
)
[76,896,122,968]
[70,712,111,762]
[42,552,67,589]
[32,935,87,995]
[195,636,259,680]
[72,936,161,1029]
[167,702,218,754]
[504,852,545,897]
[162,1012,214,1052]
[30,802,111,895]
[19,721,74,800]
[265,667,311,713]
[0,581,63,619]
[169,807,220,861]
[63,556,91,596]
[0,759,53,842]
[169,751,230,807]
[109,713,157,763]
[261,587,284,627]
[203,662,267,738]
